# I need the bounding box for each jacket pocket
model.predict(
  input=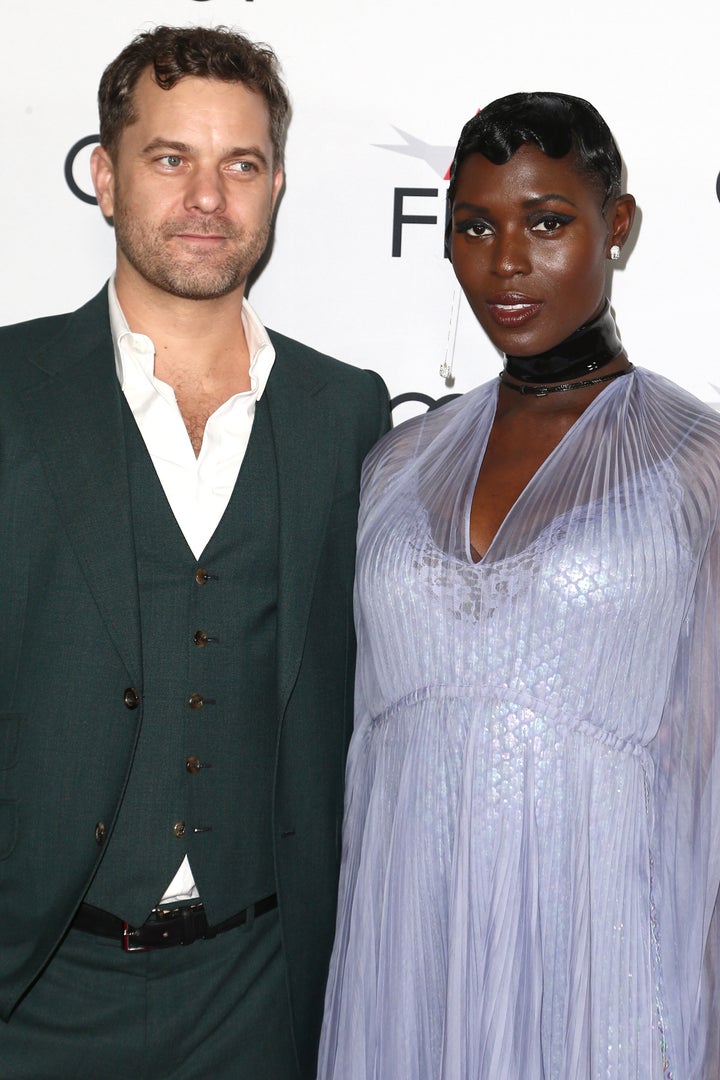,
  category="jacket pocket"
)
[0,714,20,770]
[0,798,17,859]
